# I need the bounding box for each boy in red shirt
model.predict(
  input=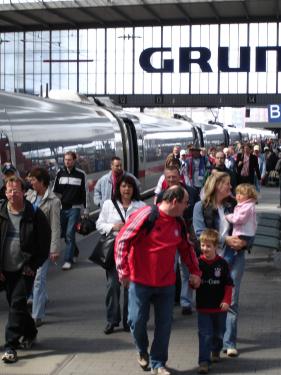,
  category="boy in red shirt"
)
[196,229,233,374]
